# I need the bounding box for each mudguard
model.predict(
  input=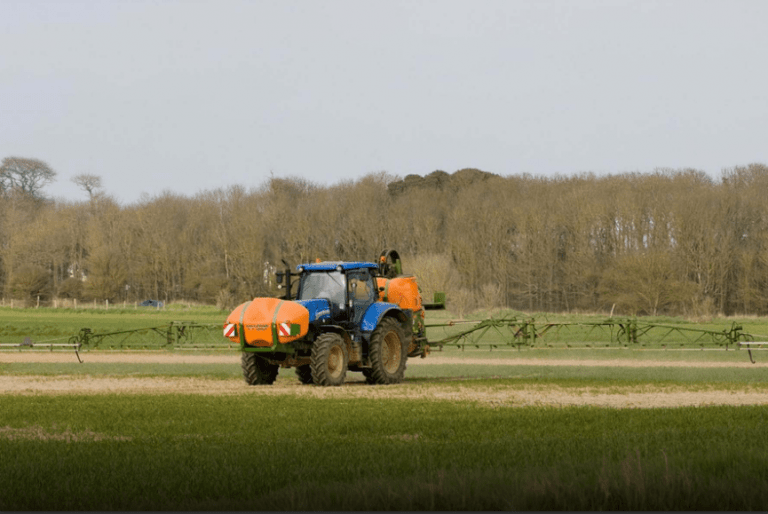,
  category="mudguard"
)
[359,302,404,333]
